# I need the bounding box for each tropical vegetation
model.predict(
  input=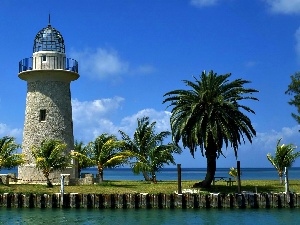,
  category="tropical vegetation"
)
[73,140,93,178]
[119,116,182,182]
[228,167,238,180]
[0,136,24,175]
[286,72,300,124]
[267,138,300,184]
[84,133,130,182]
[163,70,258,188]
[32,139,71,187]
